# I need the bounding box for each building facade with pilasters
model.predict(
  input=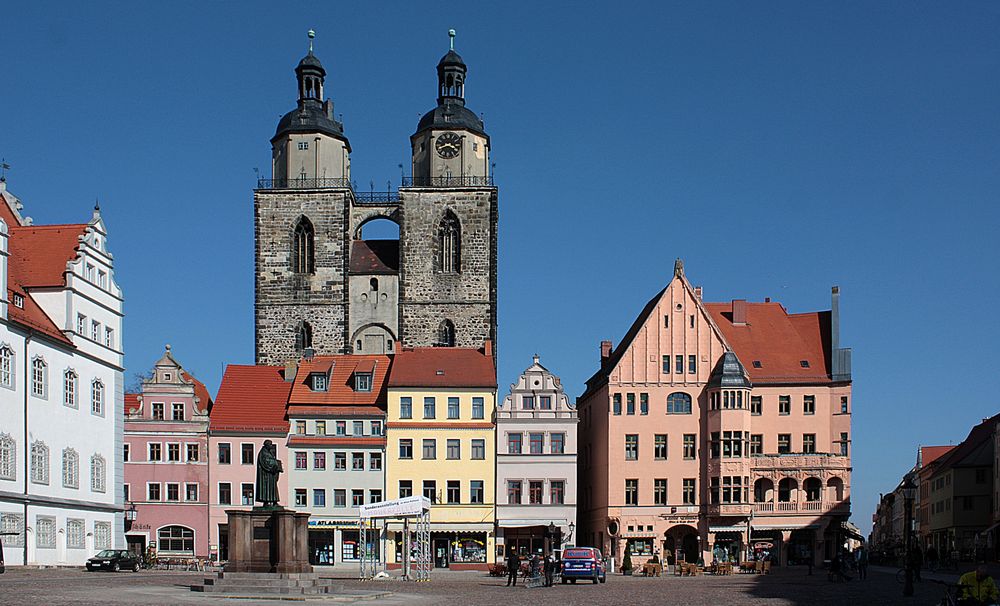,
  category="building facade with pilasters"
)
[0,180,124,566]
[577,261,852,570]
[496,355,577,560]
